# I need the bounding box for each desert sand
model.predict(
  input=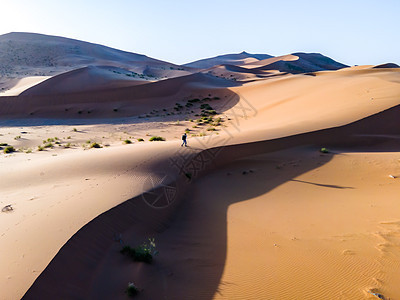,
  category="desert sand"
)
[0,32,400,300]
